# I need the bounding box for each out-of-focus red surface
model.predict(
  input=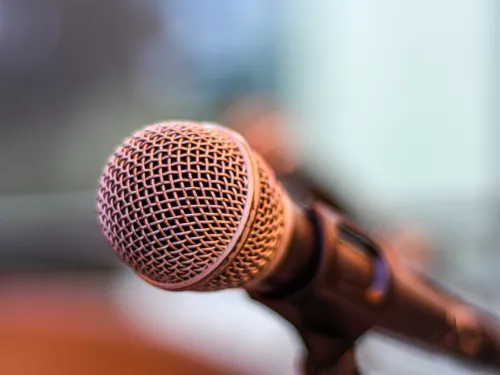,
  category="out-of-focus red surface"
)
[0,277,240,375]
